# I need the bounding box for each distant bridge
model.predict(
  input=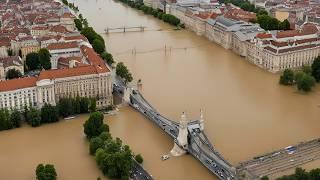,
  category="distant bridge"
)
[104,26,146,33]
